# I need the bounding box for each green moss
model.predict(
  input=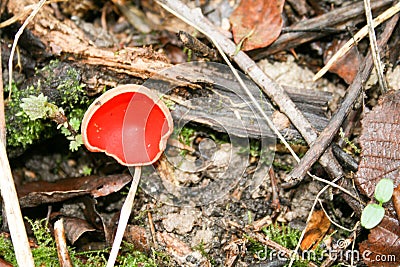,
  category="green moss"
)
[246,223,326,267]
[118,242,157,267]
[39,60,88,109]
[238,139,274,165]
[0,233,17,266]
[6,83,54,149]
[0,219,167,267]
[5,60,91,151]
[262,224,300,249]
